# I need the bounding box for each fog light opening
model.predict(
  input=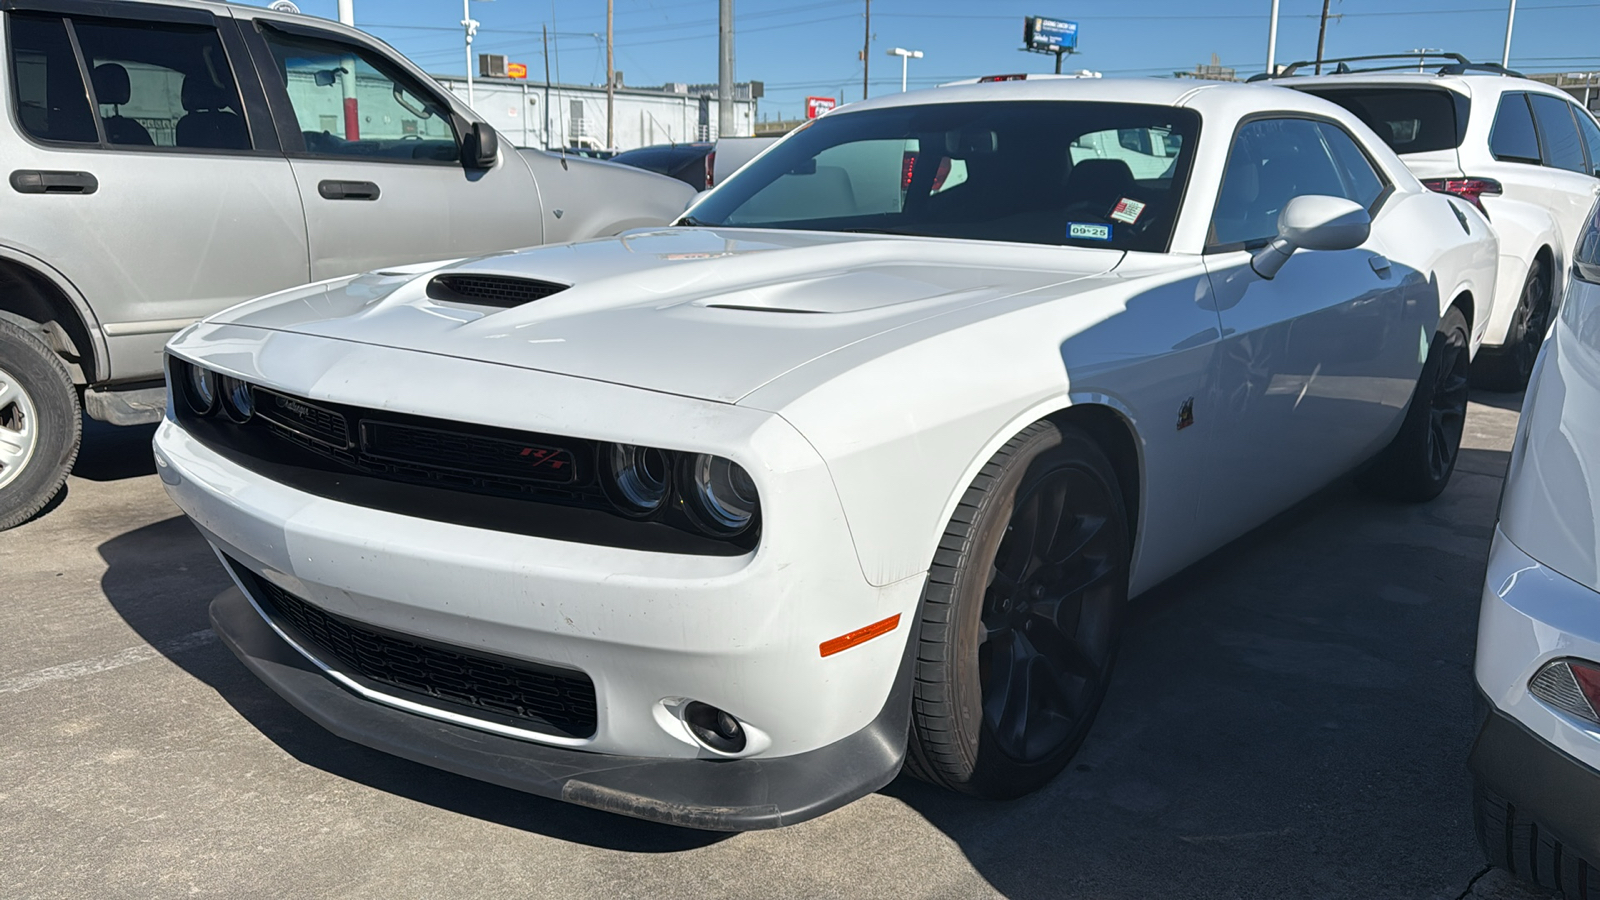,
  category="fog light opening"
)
[683,700,747,754]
